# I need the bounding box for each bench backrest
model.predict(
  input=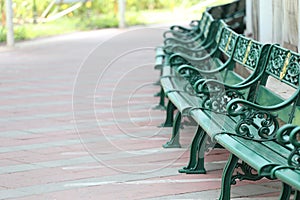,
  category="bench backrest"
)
[186,11,216,47]
[221,35,265,88]
[227,45,300,142]
[199,12,209,32]
[252,46,300,174]
[232,36,263,71]
[185,23,238,72]
[218,26,239,58]
[213,20,227,44]
[188,24,240,75]
[202,13,215,39]
[197,11,214,37]
[254,45,300,125]
[199,36,271,113]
